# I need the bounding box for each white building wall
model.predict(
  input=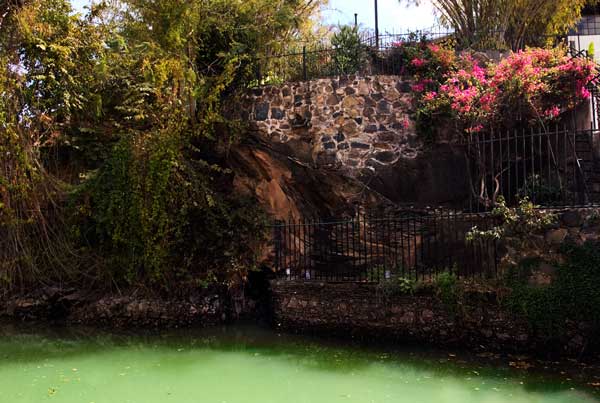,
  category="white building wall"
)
[568,34,600,62]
